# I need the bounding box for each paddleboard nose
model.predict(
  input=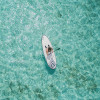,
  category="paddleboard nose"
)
[42,35,45,40]
[42,35,46,38]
